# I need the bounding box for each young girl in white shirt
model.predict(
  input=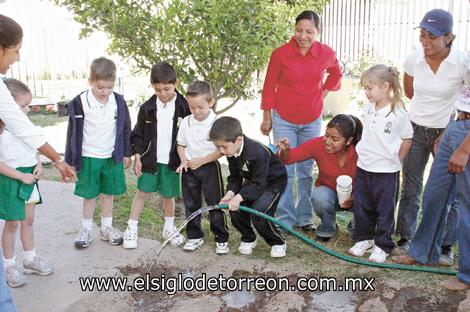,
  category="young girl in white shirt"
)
[348,65,413,263]
[0,79,53,288]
